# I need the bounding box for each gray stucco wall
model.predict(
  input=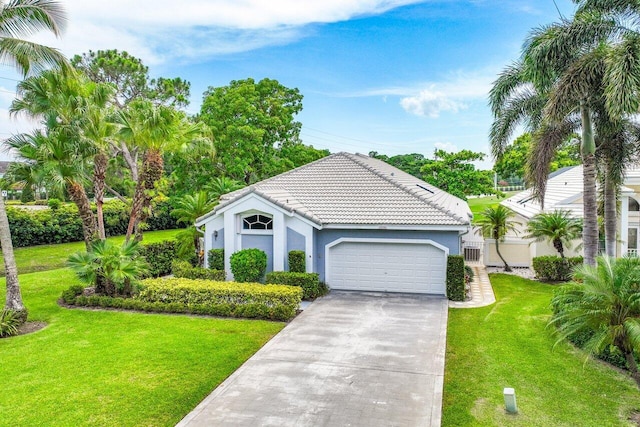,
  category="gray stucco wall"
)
[211,228,224,250]
[314,229,461,281]
[285,227,306,270]
[242,234,274,272]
